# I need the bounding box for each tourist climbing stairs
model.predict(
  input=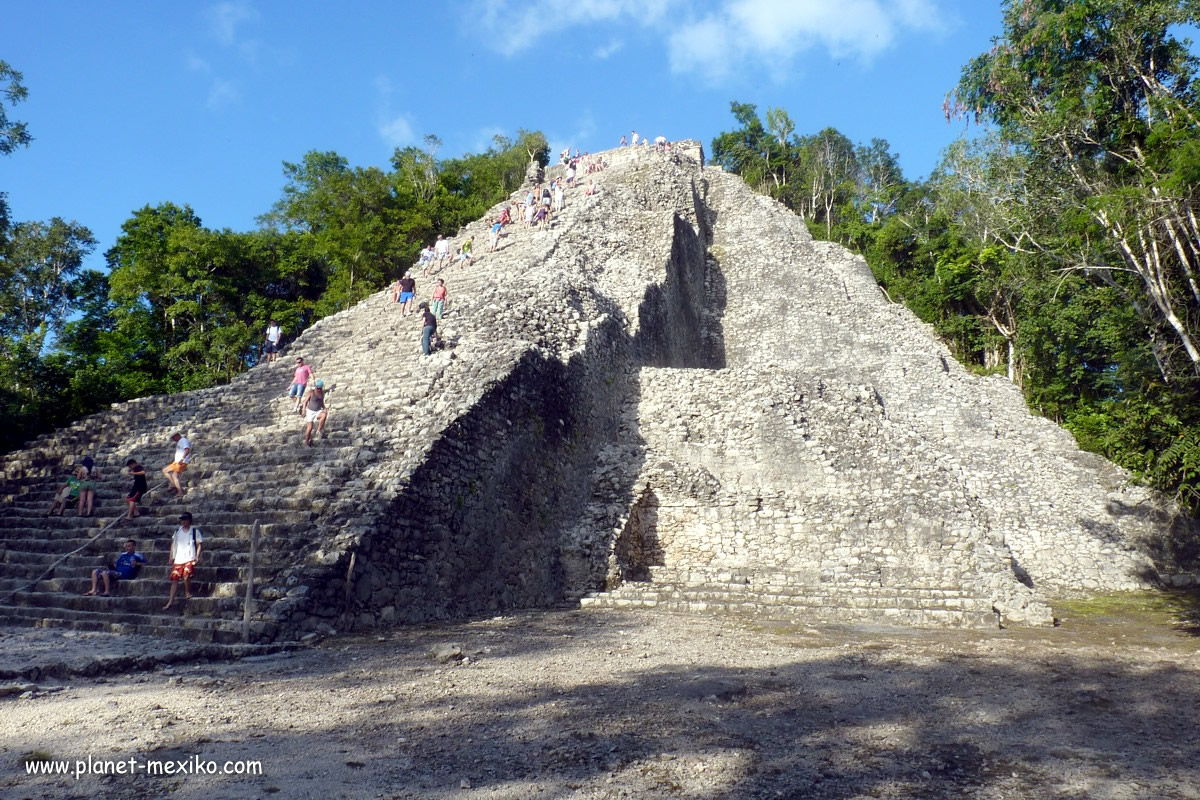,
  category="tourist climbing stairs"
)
[0,154,613,642]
